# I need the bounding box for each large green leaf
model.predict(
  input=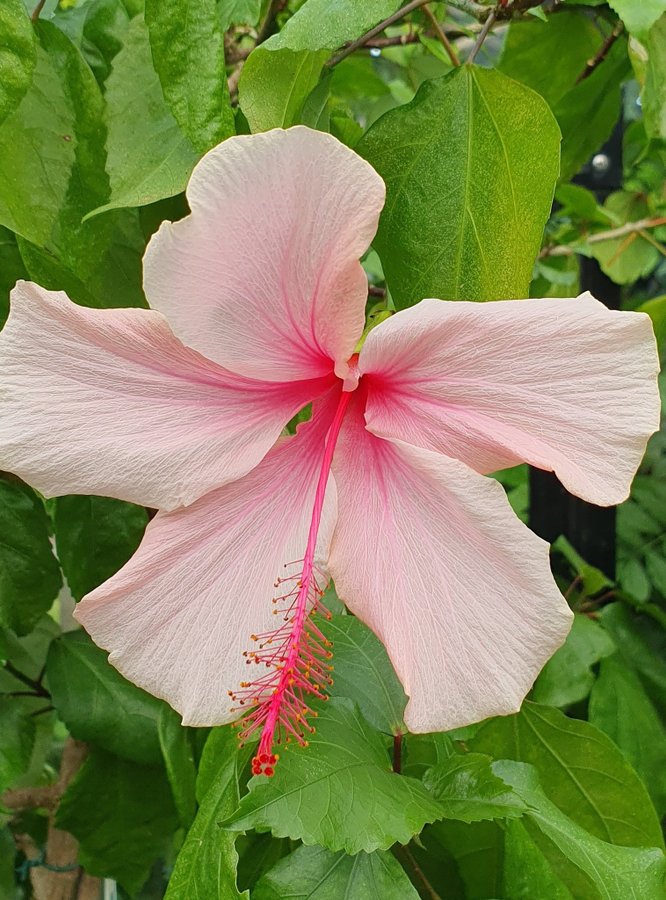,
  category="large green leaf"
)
[644,14,666,140]
[421,820,504,899]
[503,819,574,899]
[57,749,178,895]
[0,697,35,793]
[158,705,197,829]
[0,22,146,309]
[424,753,527,824]
[607,0,666,40]
[265,0,401,51]
[239,47,328,133]
[358,66,560,308]
[590,656,666,817]
[0,827,15,897]
[92,14,198,214]
[0,0,35,126]
[225,698,442,853]
[53,495,147,601]
[470,701,663,849]
[46,630,165,765]
[254,844,419,899]
[145,0,234,153]
[0,477,62,636]
[496,760,666,900]
[498,10,600,109]
[321,614,406,735]
[531,614,616,708]
[165,726,249,900]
